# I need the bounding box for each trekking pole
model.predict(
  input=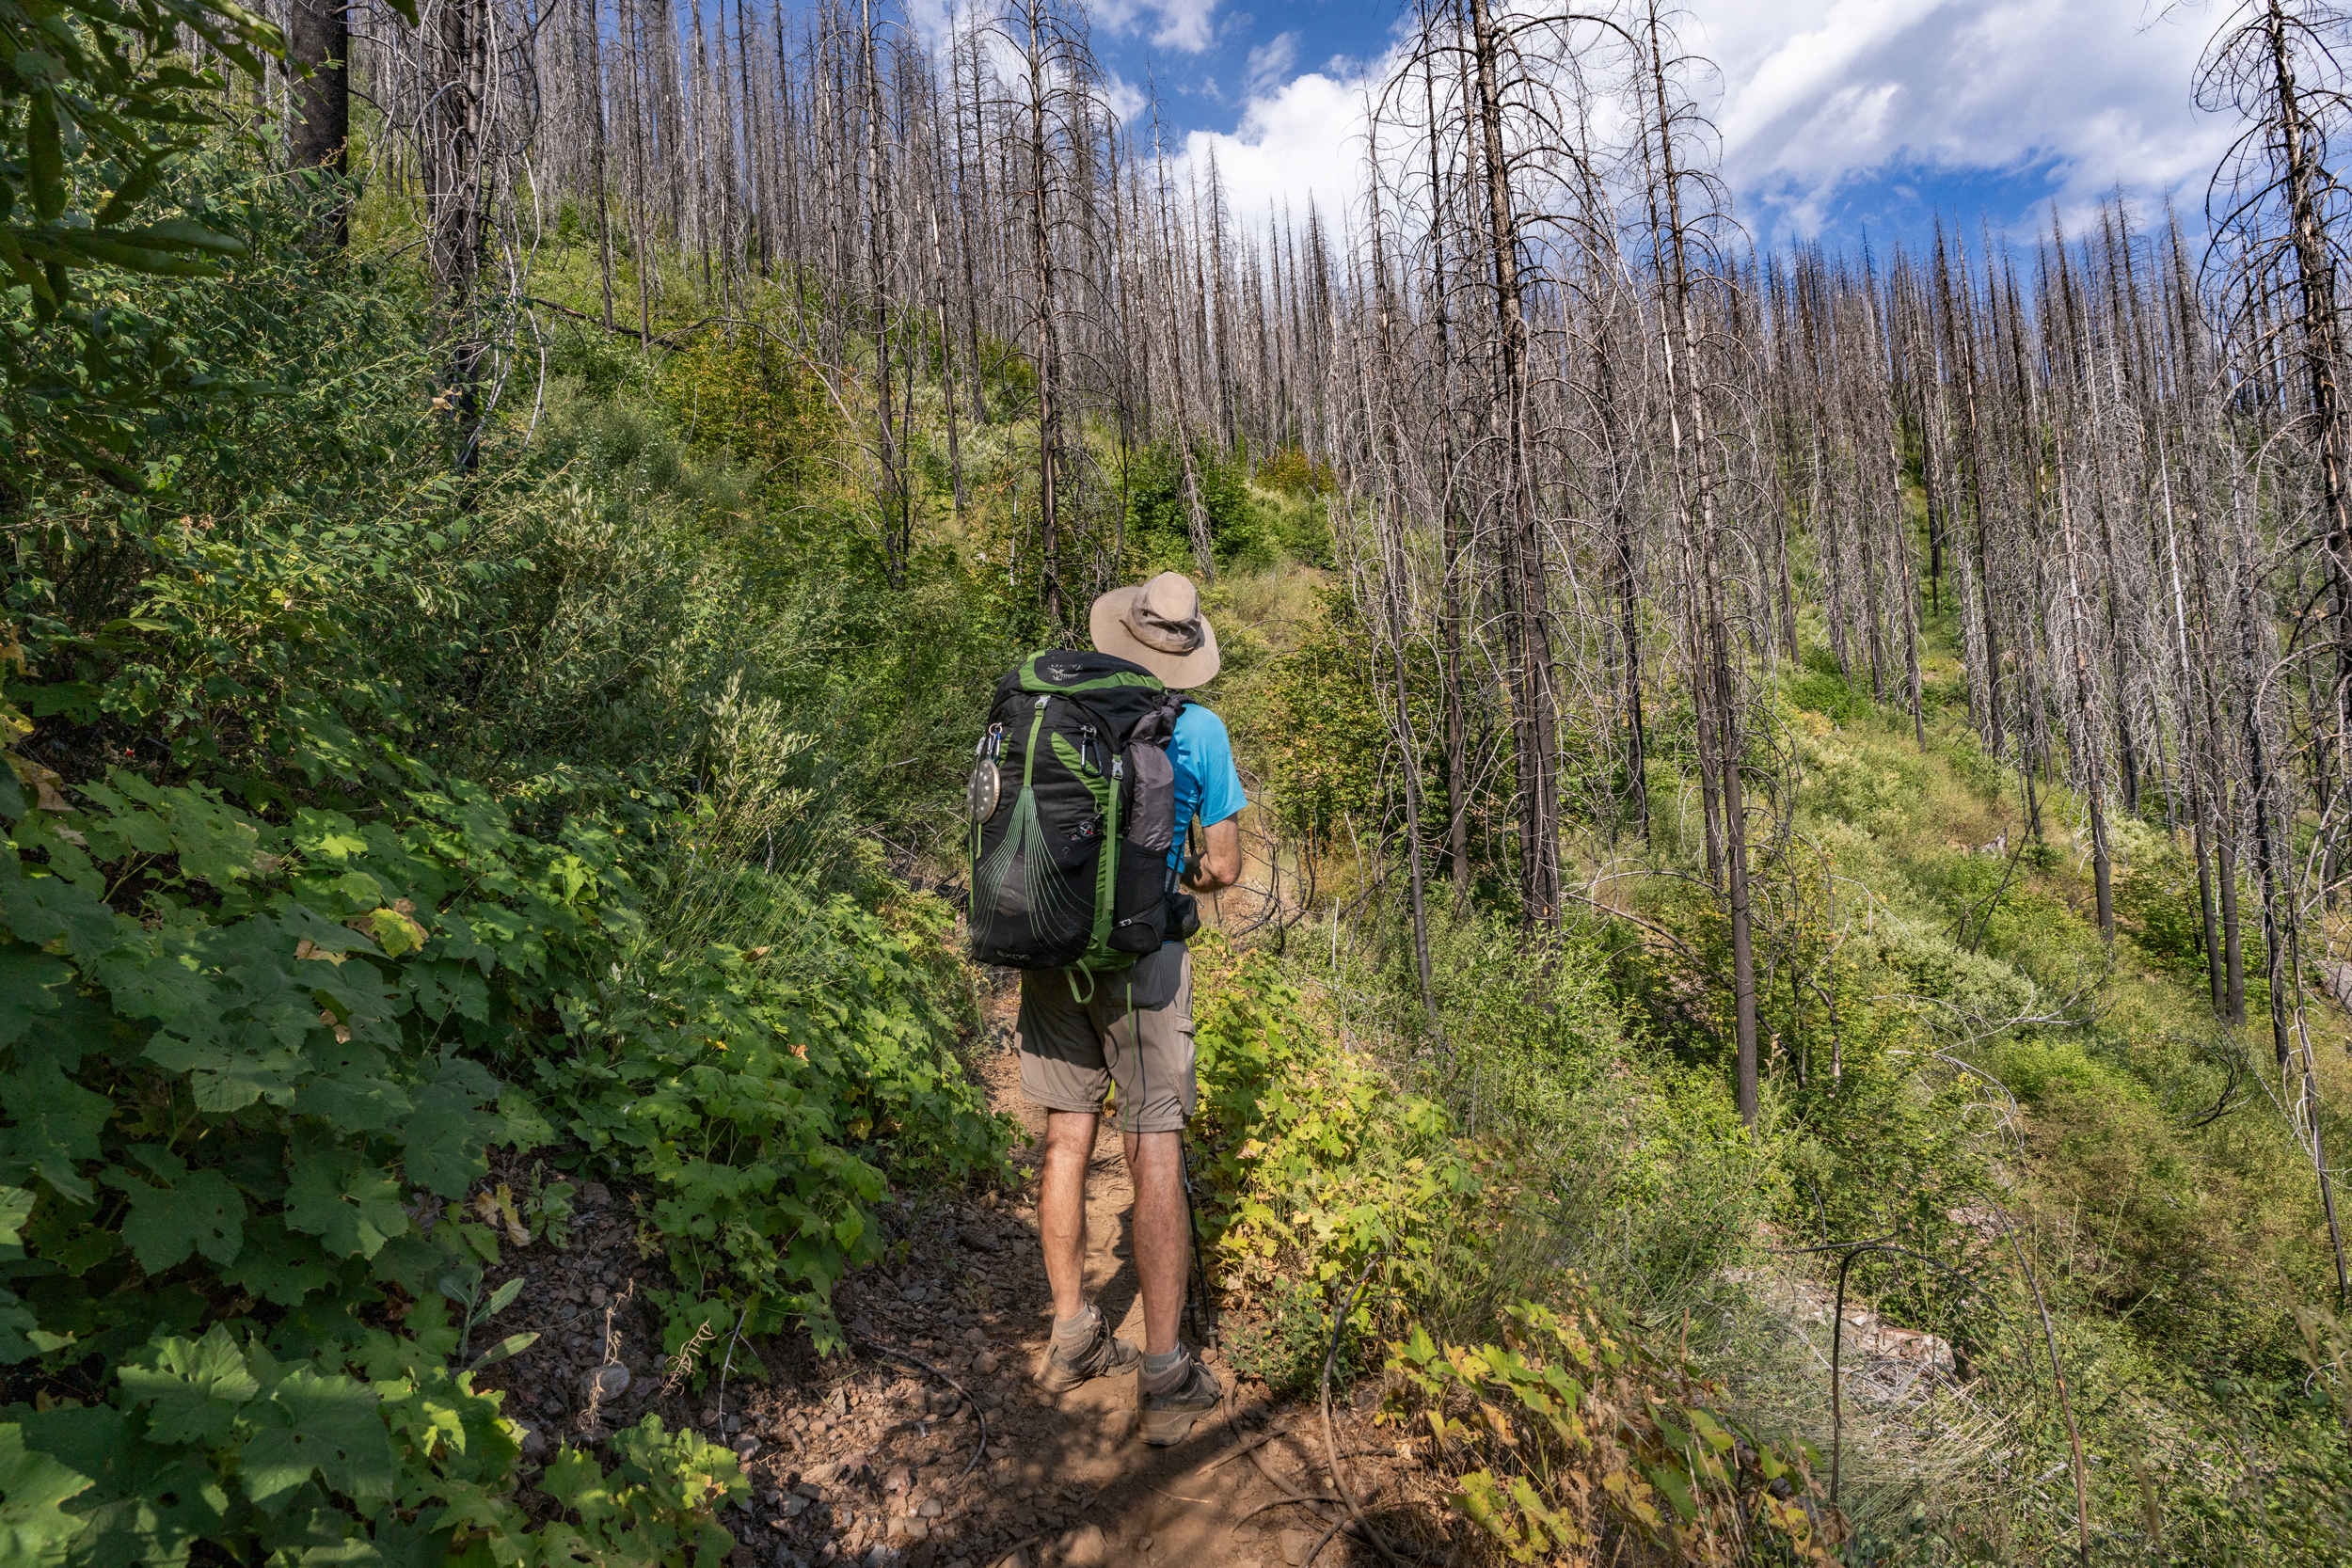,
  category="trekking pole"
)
[1178,1131,1219,1351]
